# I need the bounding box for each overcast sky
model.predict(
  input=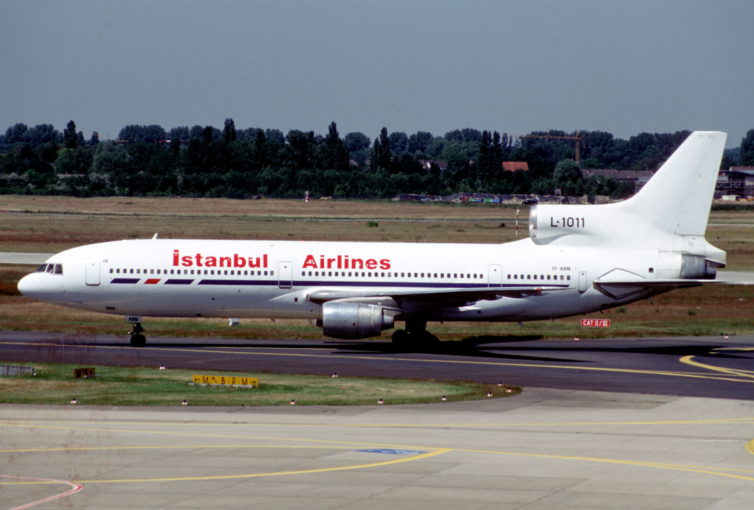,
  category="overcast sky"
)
[2,0,752,146]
